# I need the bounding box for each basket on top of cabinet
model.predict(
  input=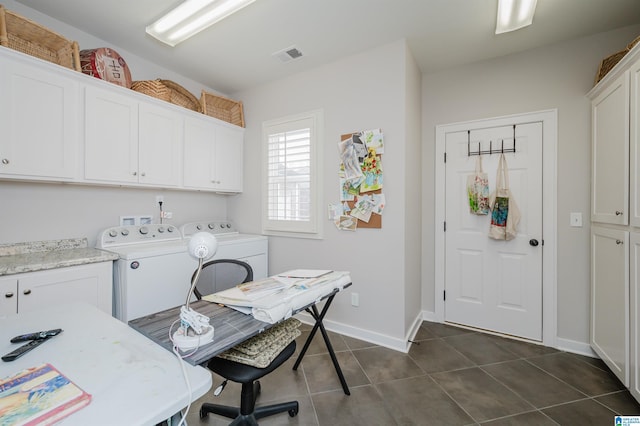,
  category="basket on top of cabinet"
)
[131,79,202,113]
[0,4,80,71]
[201,90,245,127]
